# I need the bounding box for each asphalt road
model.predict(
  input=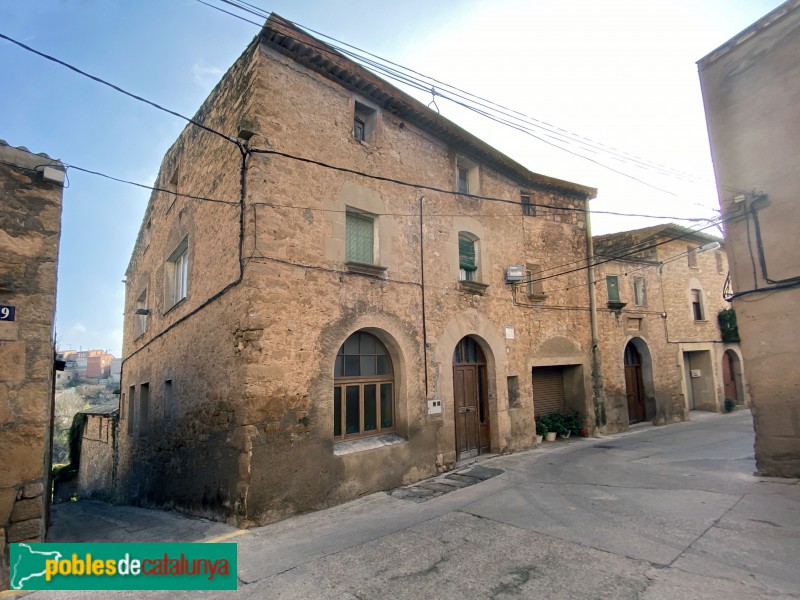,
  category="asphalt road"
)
[20,409,800,599]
